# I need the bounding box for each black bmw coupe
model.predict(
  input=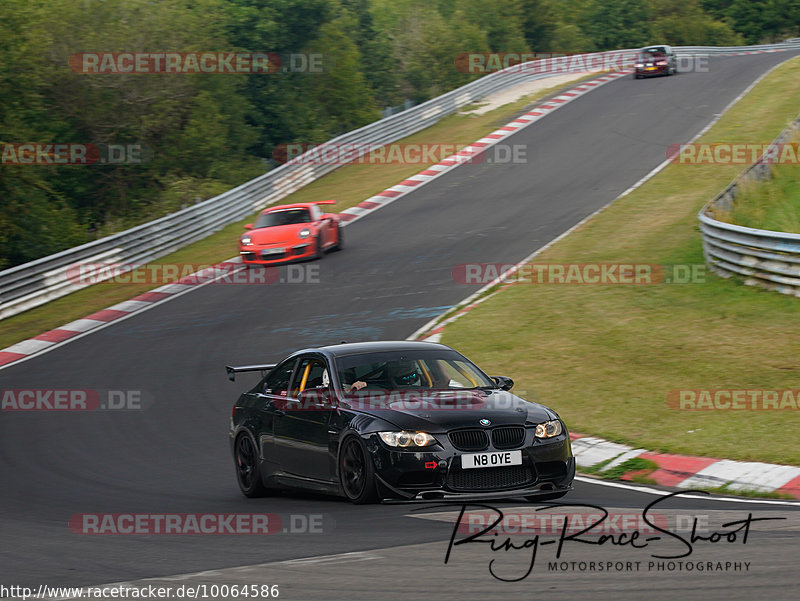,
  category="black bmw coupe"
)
[227,341,574,503]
